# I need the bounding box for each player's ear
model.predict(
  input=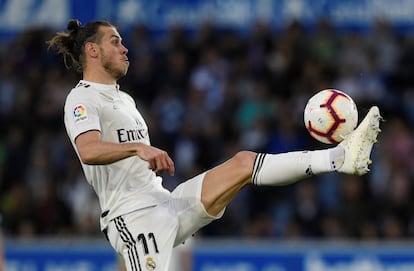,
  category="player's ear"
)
[85,42,99,58]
